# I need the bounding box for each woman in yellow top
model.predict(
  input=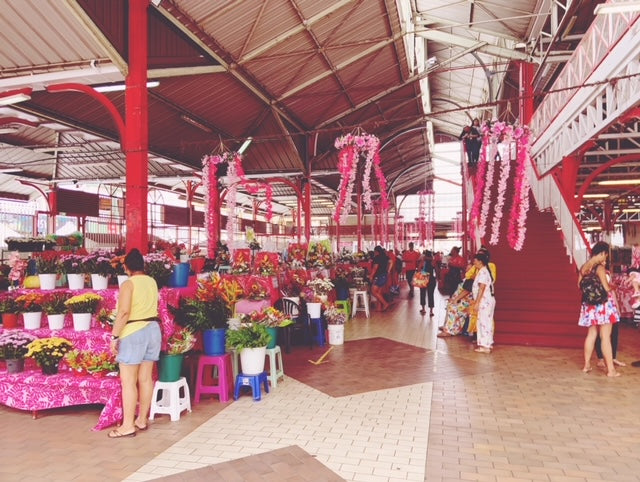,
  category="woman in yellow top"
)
[108,248,161,438]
